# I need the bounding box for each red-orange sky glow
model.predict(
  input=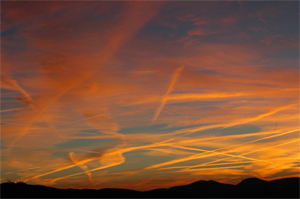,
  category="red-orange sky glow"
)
[1,1,299,191]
